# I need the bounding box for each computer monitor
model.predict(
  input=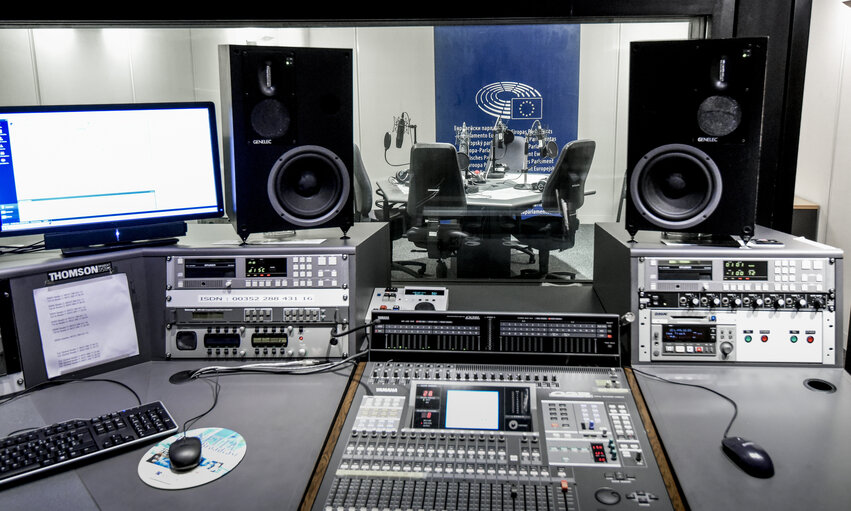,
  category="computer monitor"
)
[0,102,224,254]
